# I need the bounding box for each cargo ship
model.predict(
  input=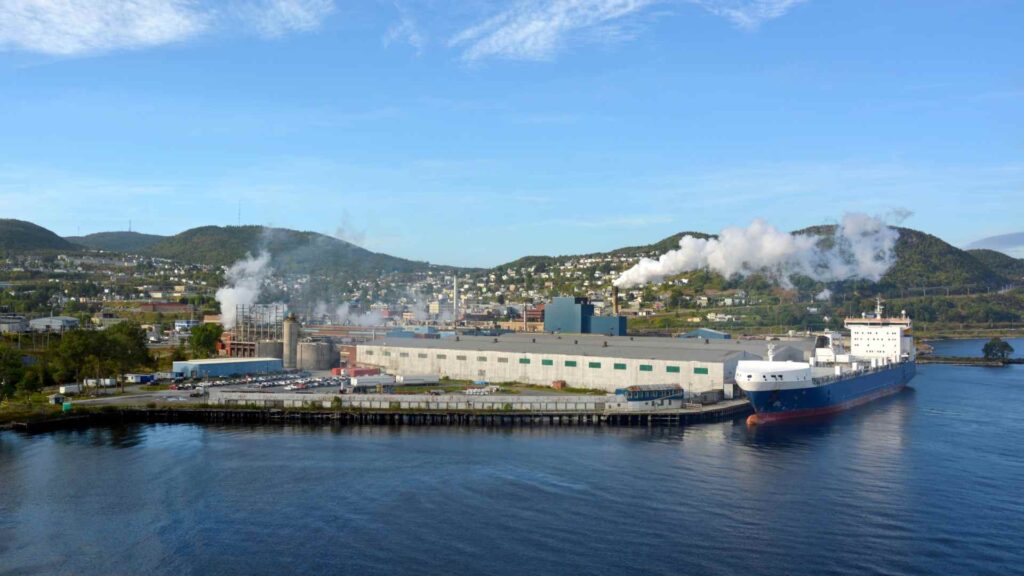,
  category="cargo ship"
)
[737,297,916,424]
